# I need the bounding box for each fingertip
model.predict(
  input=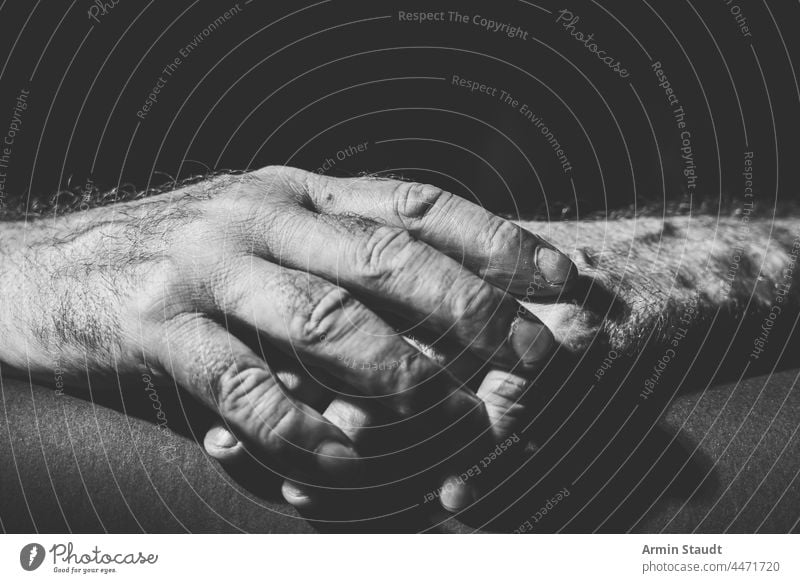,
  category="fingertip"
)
[315,440,362,483]
[281,480,316,510]
[535,246,577,288]
[477,370,530,440]
[477,369,530,402]
[203,425,245,463]
[439,476,479,513]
